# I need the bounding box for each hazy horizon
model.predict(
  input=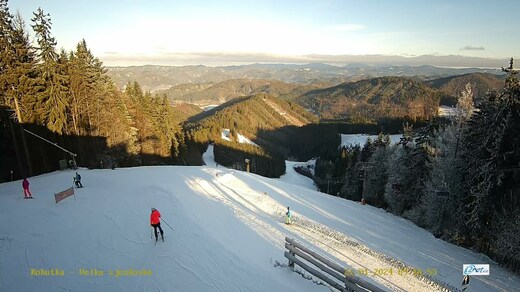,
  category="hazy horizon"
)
[101,53,510,68]
[8,0,519,68]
